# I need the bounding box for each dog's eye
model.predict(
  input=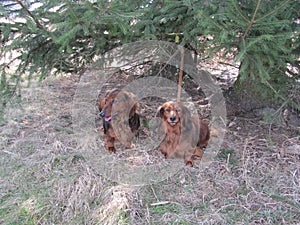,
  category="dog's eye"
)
[176,109,181,113]
[165,108,171,113]
[112,99,117,104]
